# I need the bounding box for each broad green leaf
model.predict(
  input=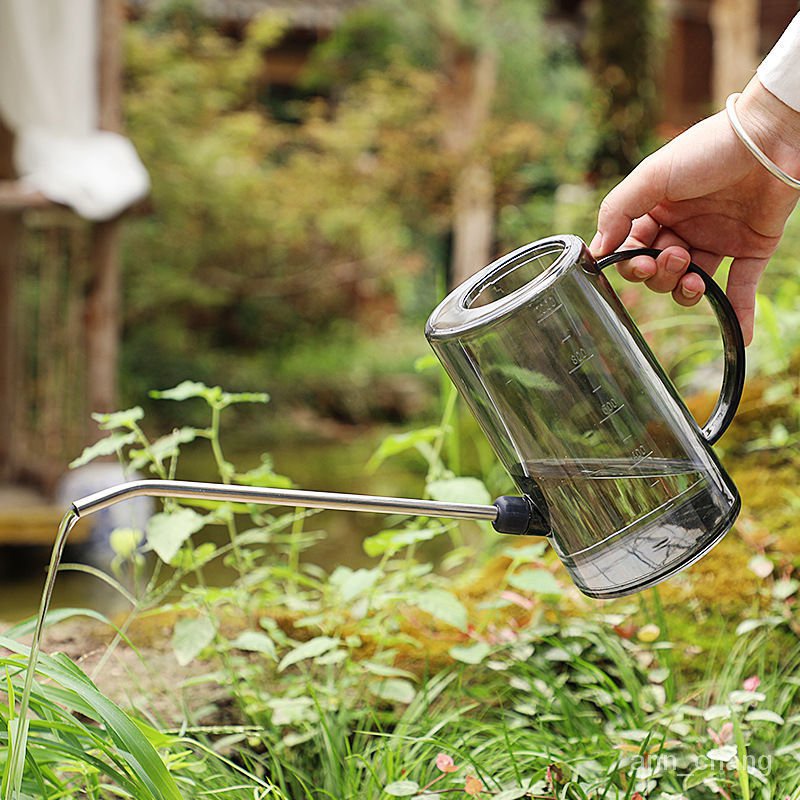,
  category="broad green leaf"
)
[367,427,442,470]
[384,780,420,796]
[427,477,491,505]
[745,709,784,724]
[508,569,562,595]
[412,589,467,631]
[92,406,144,430]
[370,678,416,704]
[706,745,737,762]
[69,432,137,468]
[683,765,713,789]
[229,631,277,660]
[773,578,799,600]
[278,636,340,672]
[172,616,215,666]
[146,508,207,564]
[150,380,219,403]
[329,566,382,602]
[363,527,443,558]
[235,453,293,488]
[128,427,199,470]
[362,662,417,680]
[450,641,490,664]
